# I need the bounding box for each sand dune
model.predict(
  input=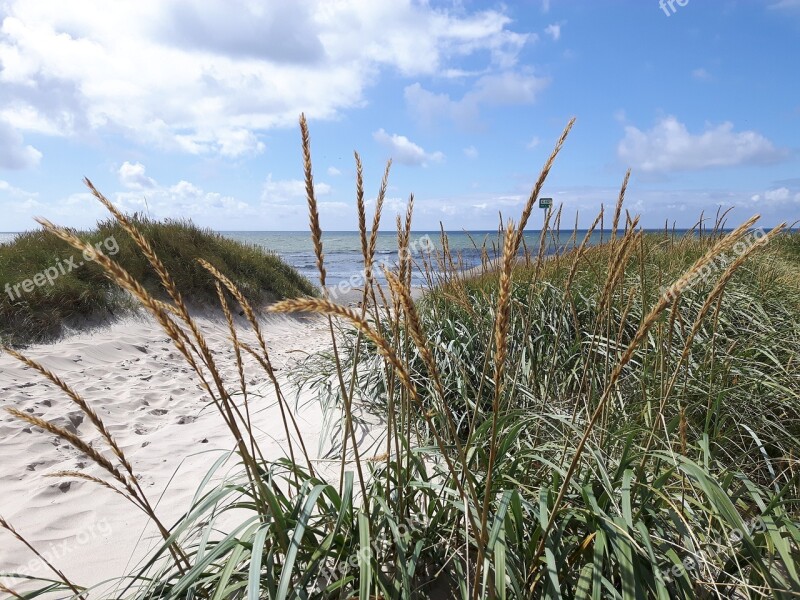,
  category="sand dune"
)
[0,310,339,594]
